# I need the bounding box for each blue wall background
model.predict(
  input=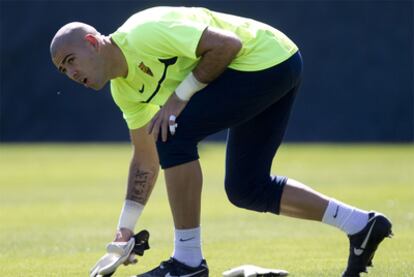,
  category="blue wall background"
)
[1,0,413,142]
